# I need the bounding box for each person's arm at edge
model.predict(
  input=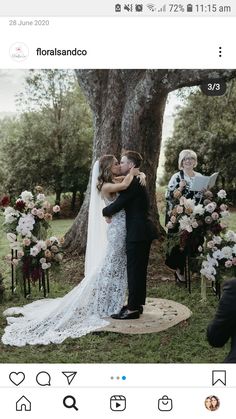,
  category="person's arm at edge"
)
[207,279,236,347]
